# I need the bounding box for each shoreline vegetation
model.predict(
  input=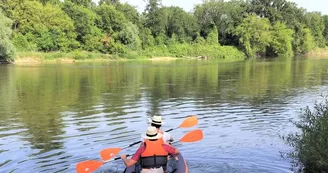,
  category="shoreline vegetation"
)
[2,0,328,64]
[306,48,328,57]
[11,47,328,65]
